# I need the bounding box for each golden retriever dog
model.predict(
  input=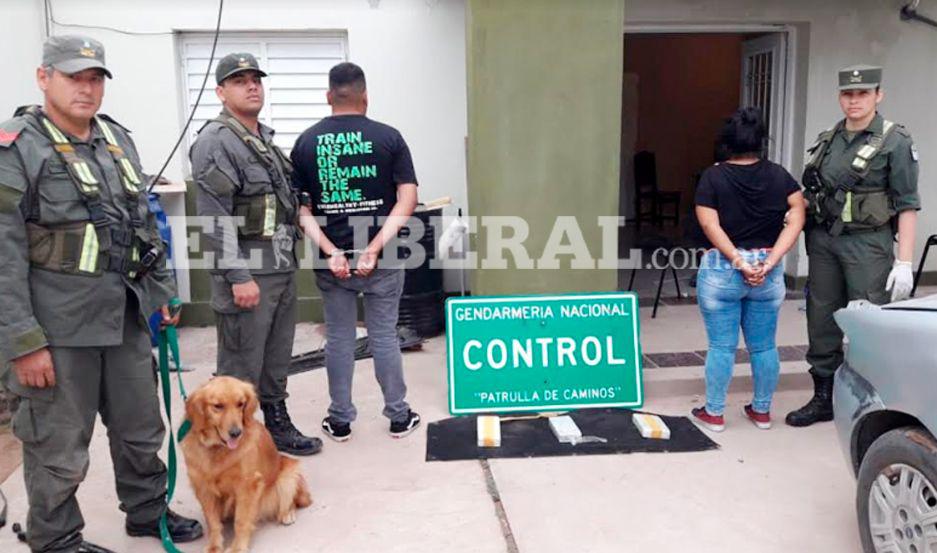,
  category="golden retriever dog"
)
[181,376,312,553]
